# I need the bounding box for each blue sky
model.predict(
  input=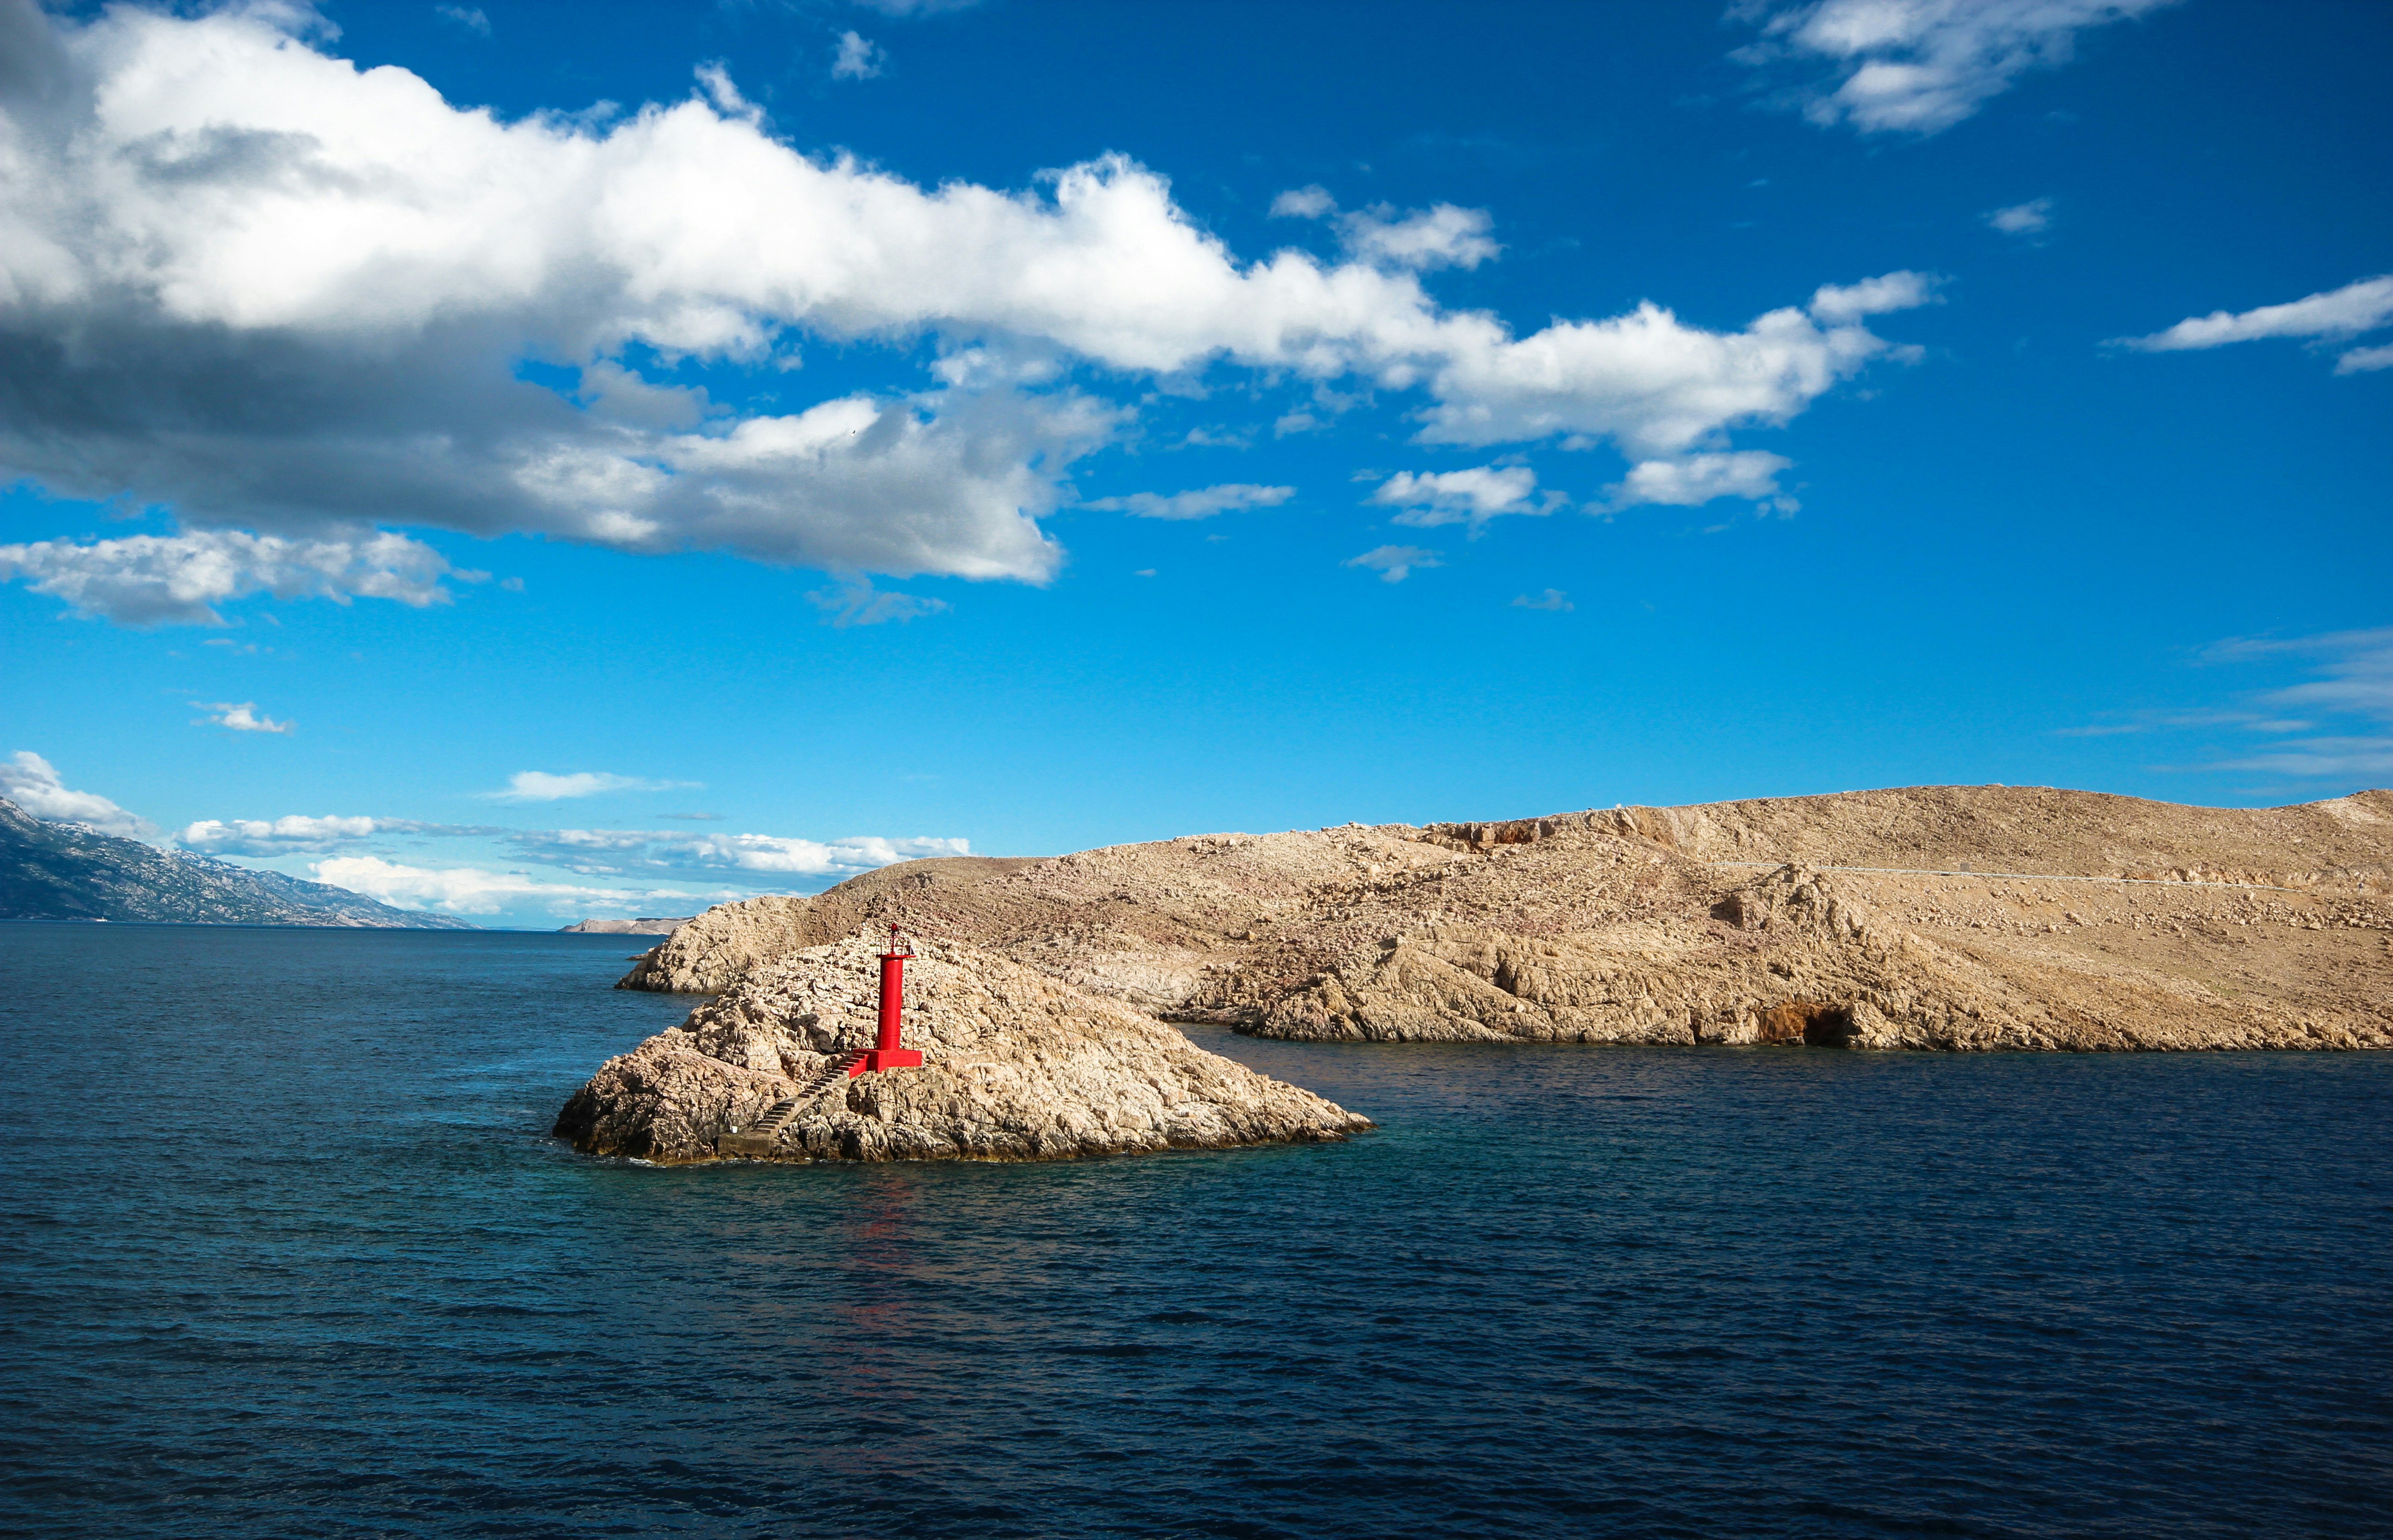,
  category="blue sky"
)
[1,0,2387,928]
